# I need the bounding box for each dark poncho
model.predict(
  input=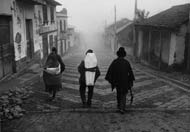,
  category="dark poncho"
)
[105,57,135,93]
[43,53,65,87]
